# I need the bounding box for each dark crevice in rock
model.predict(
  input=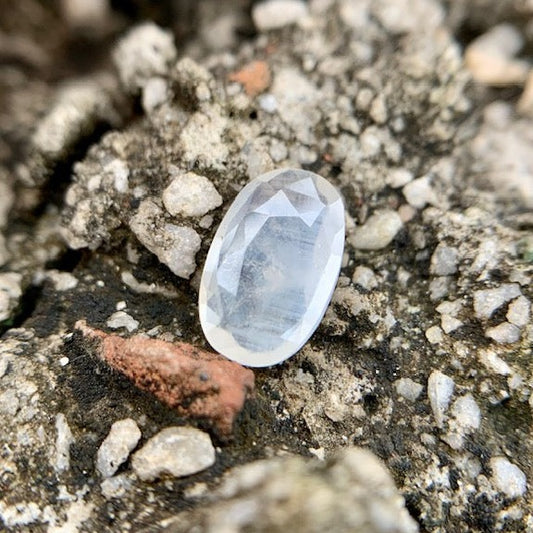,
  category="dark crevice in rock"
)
[33,122,115,217]
[44,248,84,273]
[0,284,43,338]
